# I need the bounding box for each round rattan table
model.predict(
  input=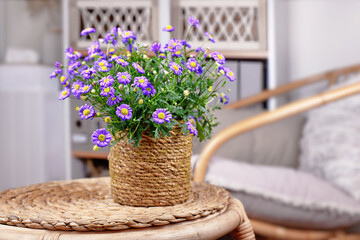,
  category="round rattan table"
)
[0,177,254,240]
